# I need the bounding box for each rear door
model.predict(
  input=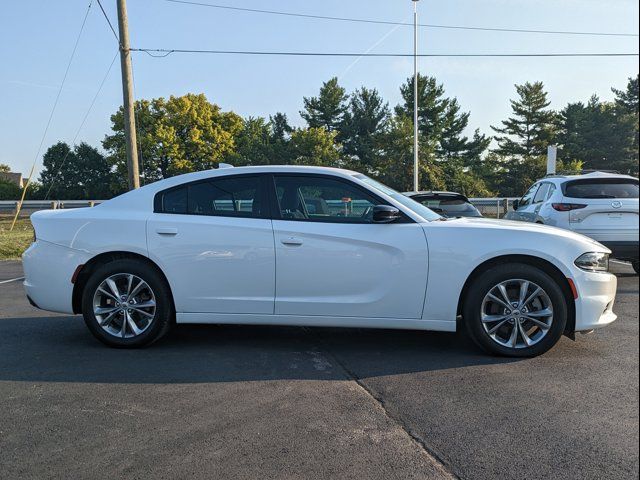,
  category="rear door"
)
[563,177,639,242]
[147,174,275,314]
[270,174,429,319]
